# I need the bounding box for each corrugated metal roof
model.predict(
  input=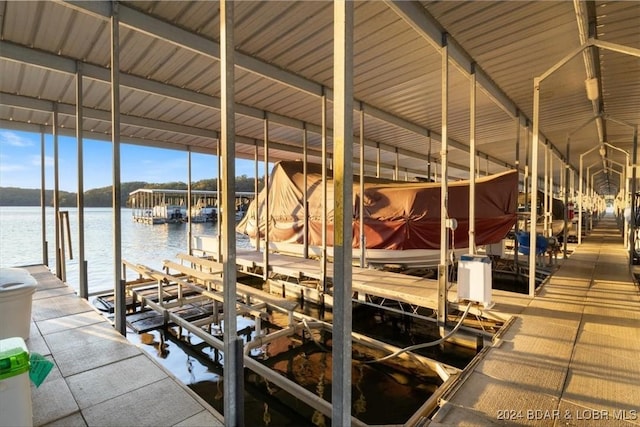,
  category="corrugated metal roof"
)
[1,0,638,194]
